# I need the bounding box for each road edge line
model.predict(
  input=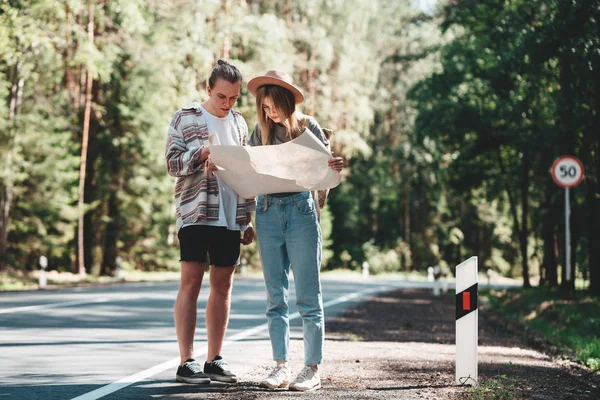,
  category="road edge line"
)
[69,285,387,400]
